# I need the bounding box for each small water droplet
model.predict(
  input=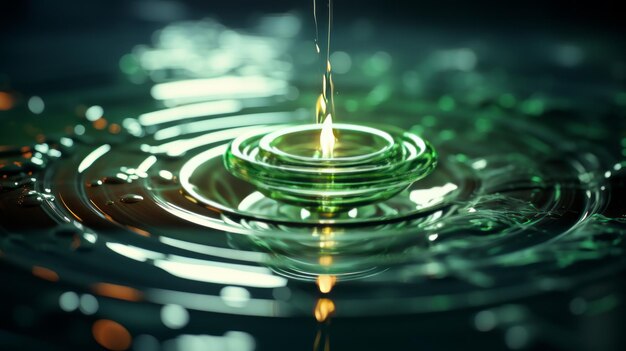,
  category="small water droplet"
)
[0,180,19,191]
[18,191,43,207]
[87,179,103,187]
[17,190,54,207]
[120,194,144,204]
[154,170,177,184]
[106,200,115,206]
[101,174,130,184]
[1,177,35,191]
